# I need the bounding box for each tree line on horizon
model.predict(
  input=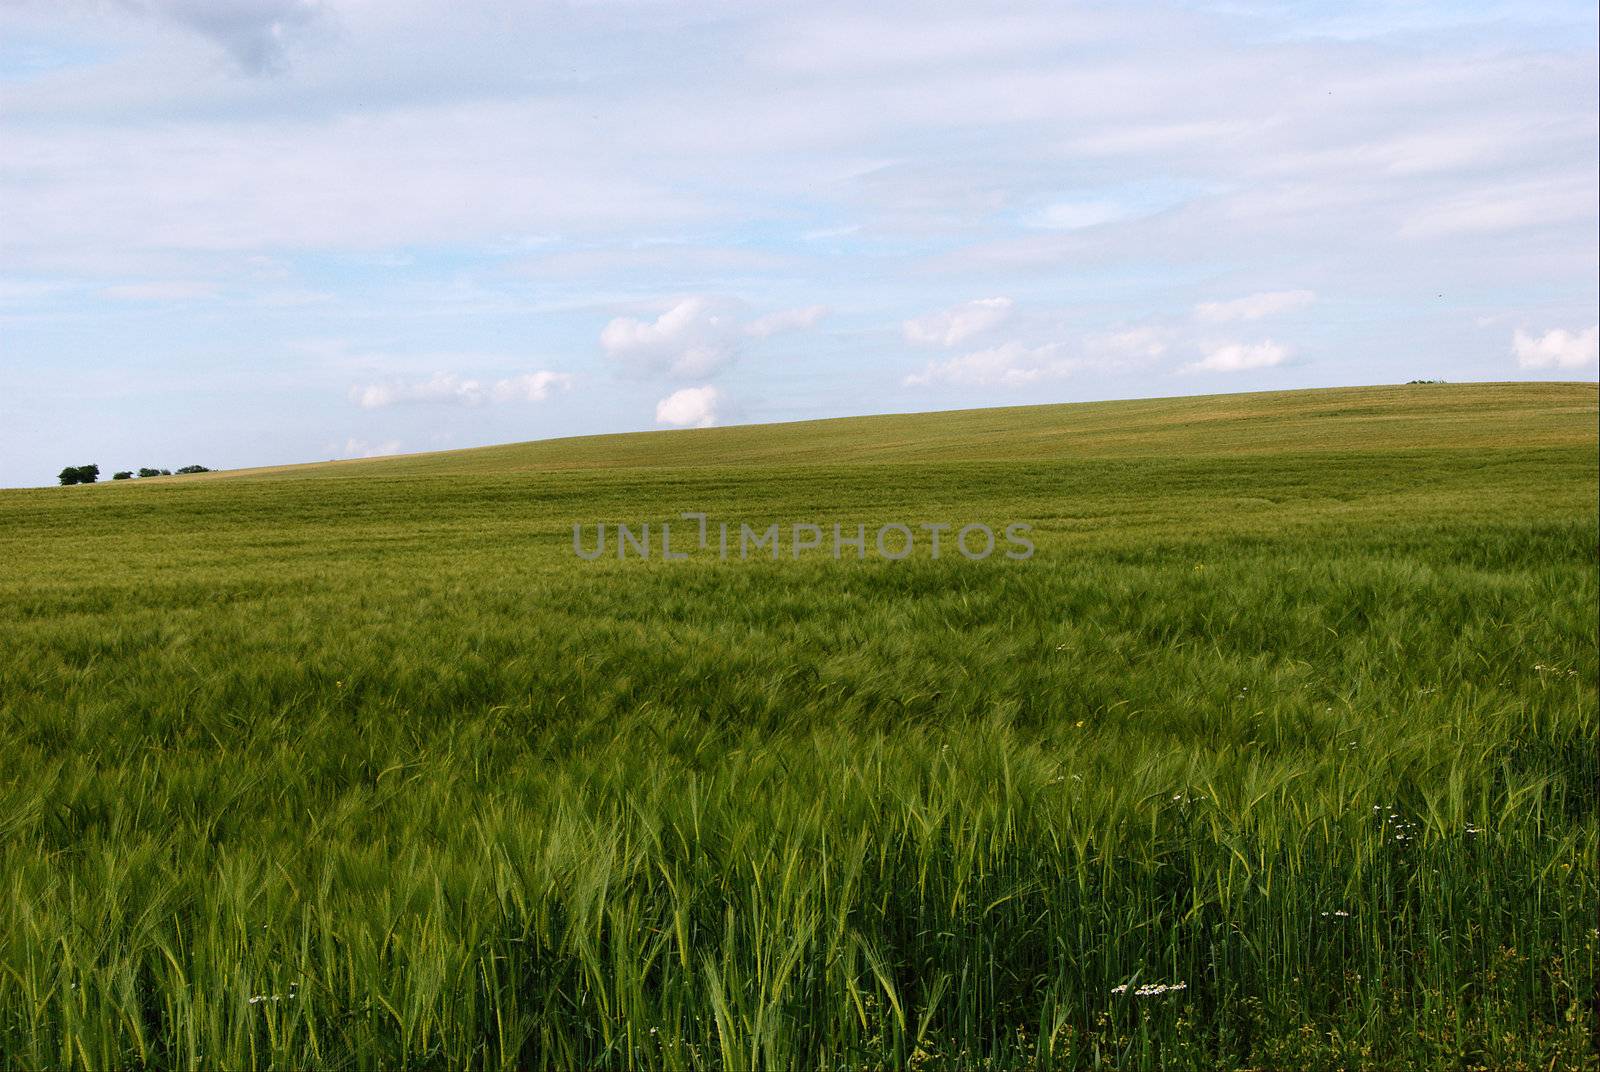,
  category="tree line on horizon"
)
[58,464,211,485]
